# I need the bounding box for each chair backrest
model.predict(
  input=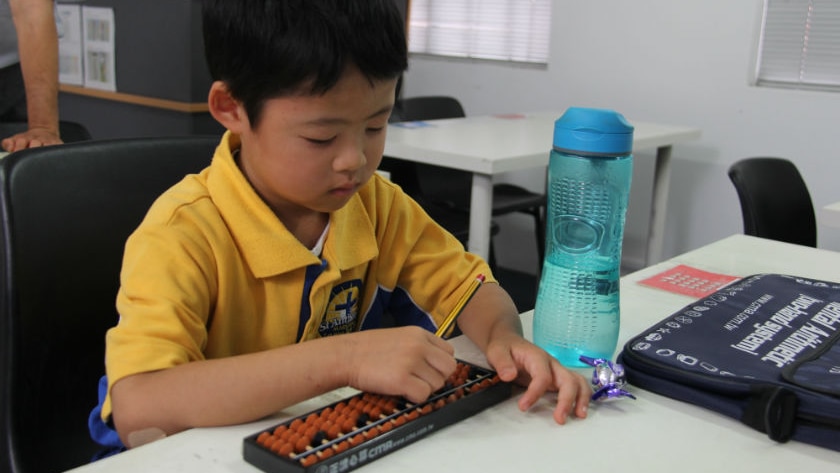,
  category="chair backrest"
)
[390,96,472,207]
[394,96,466,122]
[727,157,817,247]
[0,135,219,473]
[378,155,472,245]
[0,120,93,144]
